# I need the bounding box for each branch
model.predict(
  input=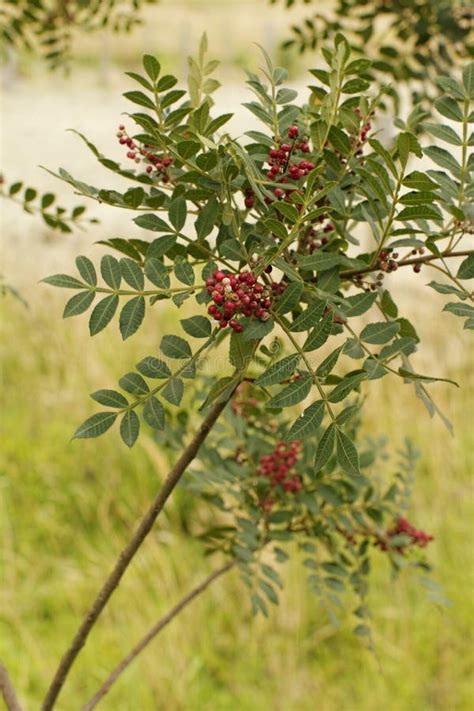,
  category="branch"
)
[0,662,23,711]
[41,389,239,711]
[340,249,472,279]
[81,560,235,710]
